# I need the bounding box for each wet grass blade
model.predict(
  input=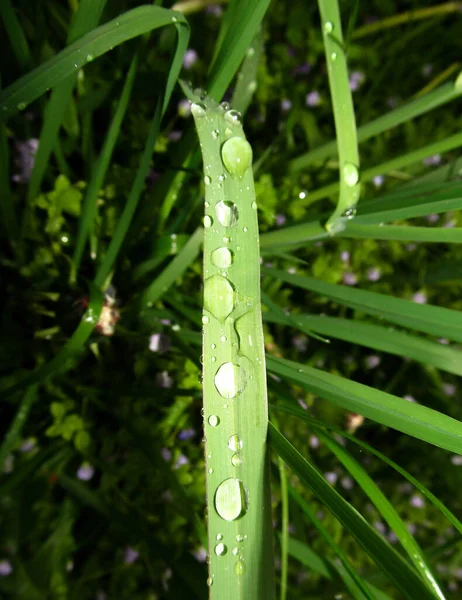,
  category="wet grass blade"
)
[188,88,274,598]
[268,424,438,600]
[262,267,462,342]
[267,355,462,454]
[340,224,462,243]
